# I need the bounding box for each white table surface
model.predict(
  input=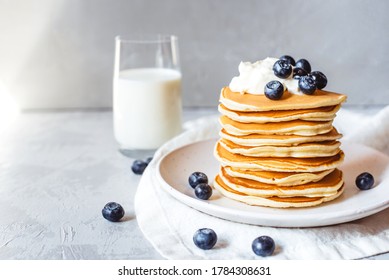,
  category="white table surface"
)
[0,106,388,260]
